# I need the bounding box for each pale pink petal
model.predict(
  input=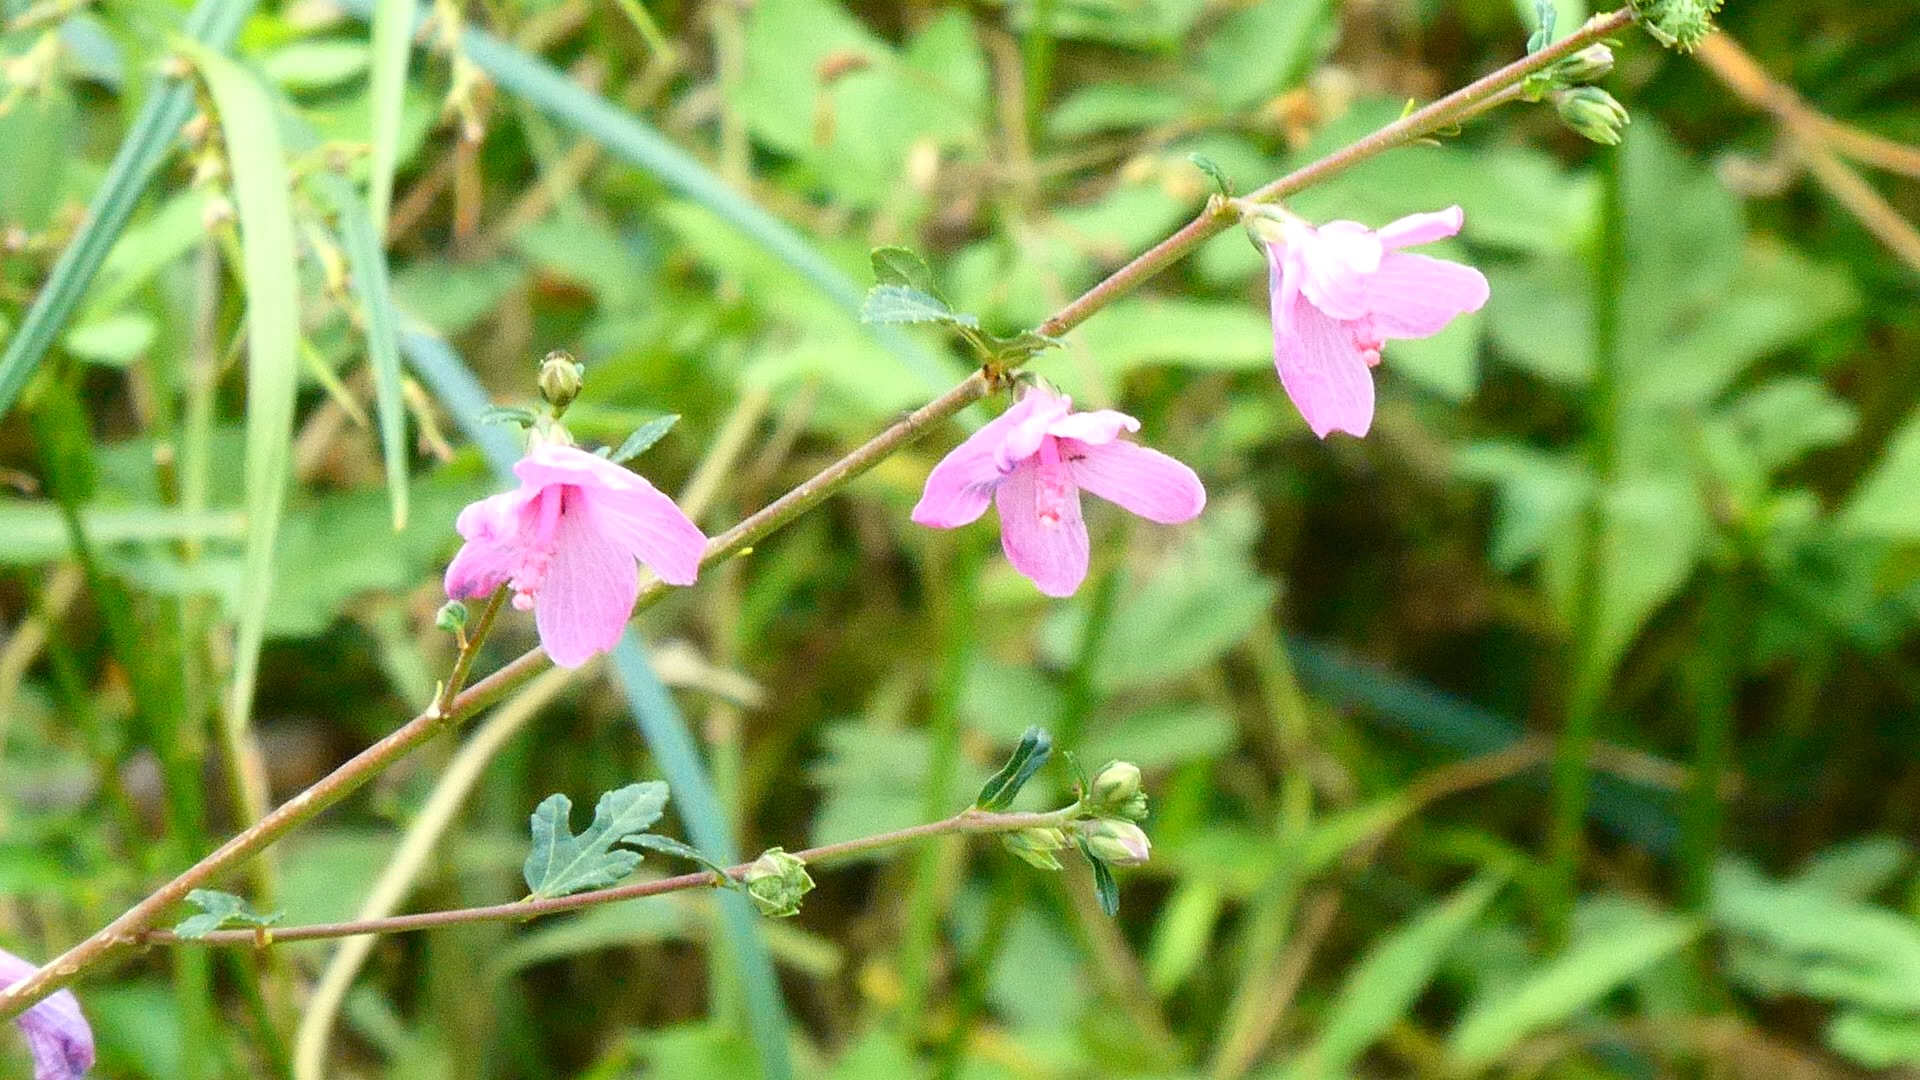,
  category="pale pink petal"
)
[512,442,643,495]
[1275,296,1375,439]
[1376,206,1464,250]
[585,481,708,586]
[1044,408,1139,446]
[444,490,528,599]
[1064,438,1206,524]
[994,388,1073,472]
[994,460,1089,597]
[1366,251,1489,340]
[534,503,640,667]
[1,948,93,1080]
[1293,220,1381,320]
[912,391,1061,528]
